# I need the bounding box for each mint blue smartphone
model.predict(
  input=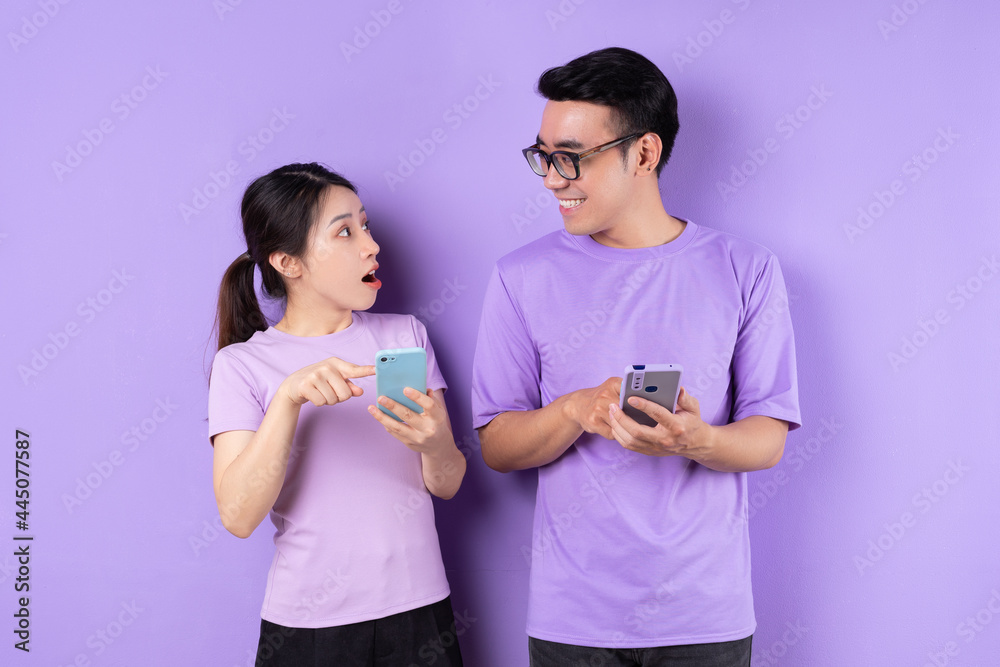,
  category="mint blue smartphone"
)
[619,364,683,427]
[375,347,427,422]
